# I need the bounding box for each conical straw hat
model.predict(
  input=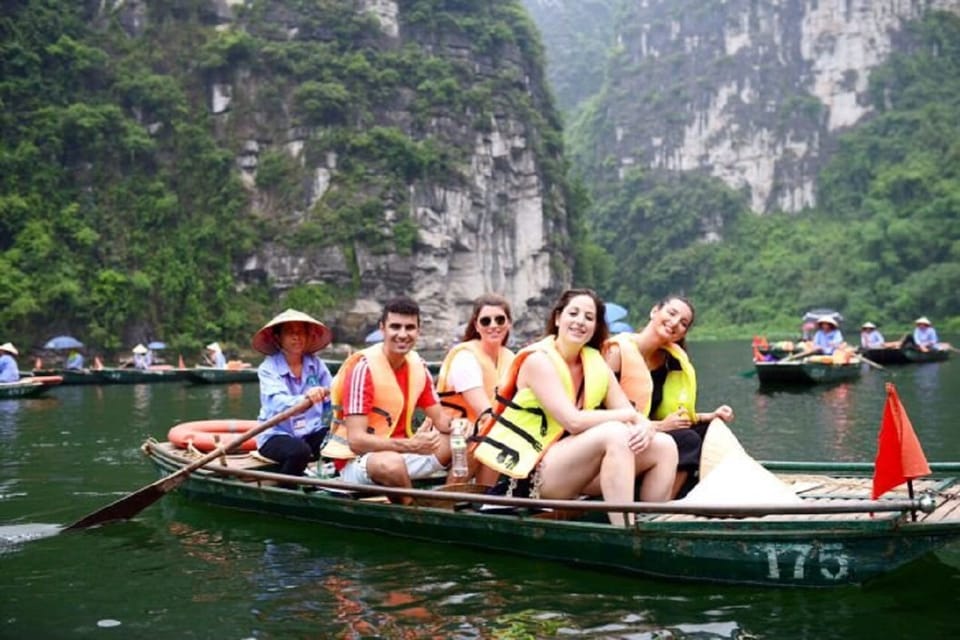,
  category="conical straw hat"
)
[205,342,222,352]
[698,420,748,480]
[681,420,801,507]
[132,344,148,354]
[252,309,332,355]
[0,342,18,356]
